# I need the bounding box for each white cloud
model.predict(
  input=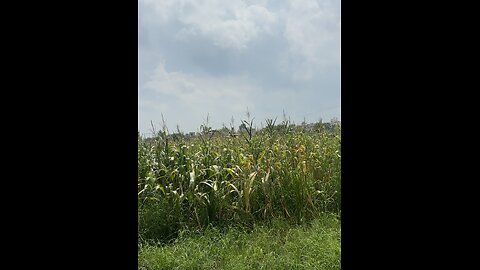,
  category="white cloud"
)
[139,0,339,78]
[139,0,276,50]
[138,0,341,133]
[139,0,178,23]
[280,0,340,80]
[175,0,276,50]
[140,61,260,131]
[145,61,254,105]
